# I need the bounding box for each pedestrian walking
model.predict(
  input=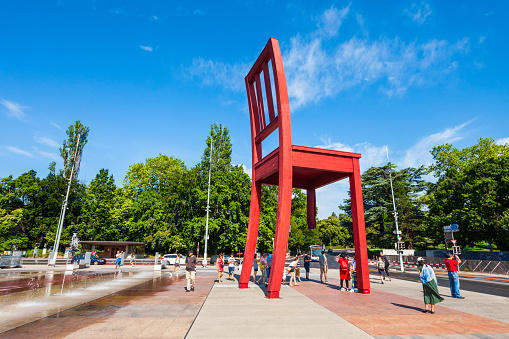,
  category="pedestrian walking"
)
[296,253,302,282]
[376,256,386,284]
[380,252,391,281]
[216,253,224,283]
[171,253,181,278]
[185,250,197,292]
[228,253,236,281]
[418,257,444,313]
[337,253,350,291]
[304,252,311,280]
[115,250,123,271]
[444,253,464,299]
[130,253,135,267]
[319,251,328,283]
[252,256,258,283]
[349,254,356,293]
[256,253,267,285]
[266,253,272,280]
